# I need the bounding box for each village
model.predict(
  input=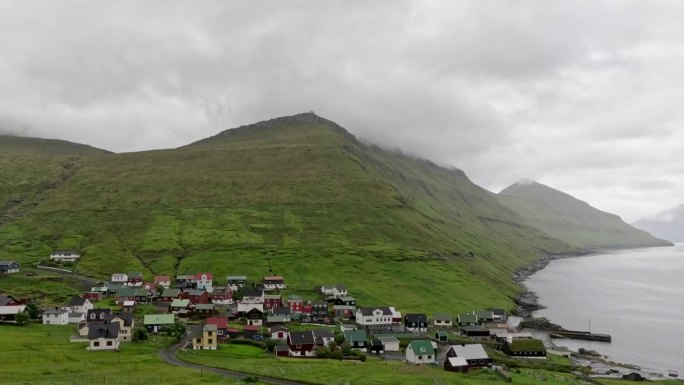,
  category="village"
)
[0,251,557,380]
